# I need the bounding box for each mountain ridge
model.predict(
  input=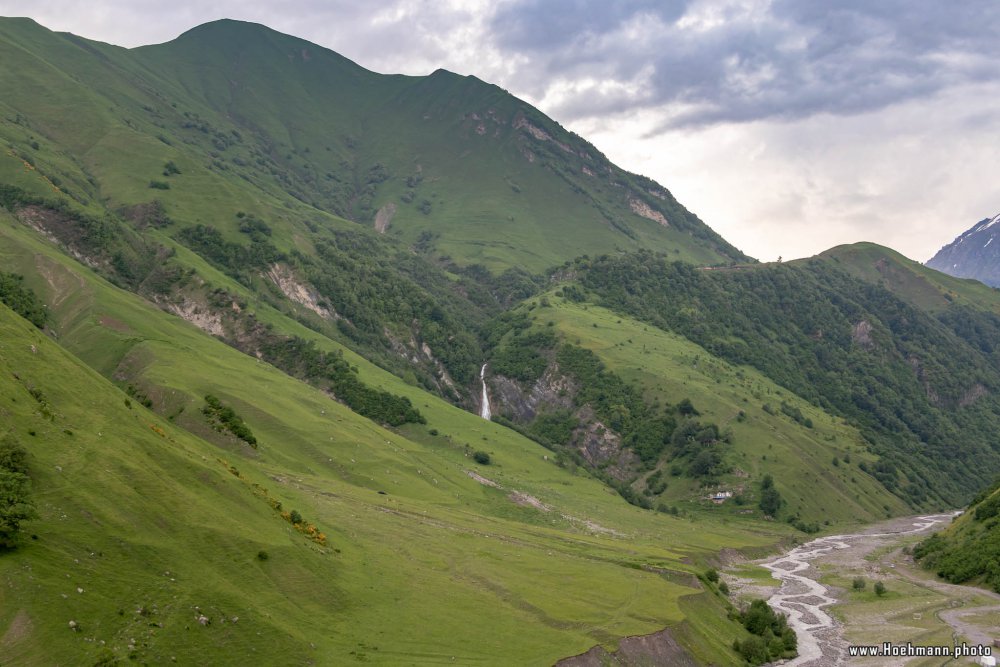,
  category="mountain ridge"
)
[0,15,747,270]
